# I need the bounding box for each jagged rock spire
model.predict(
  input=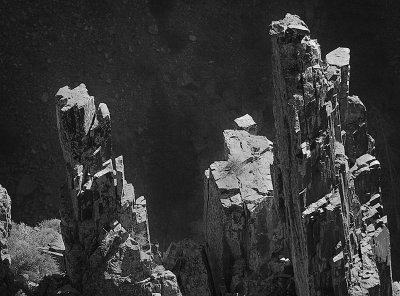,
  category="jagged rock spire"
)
[270,13,393,295]
[55,84,181,296]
